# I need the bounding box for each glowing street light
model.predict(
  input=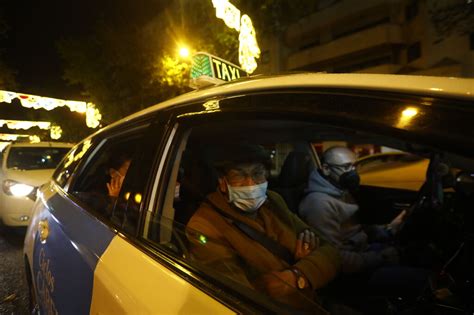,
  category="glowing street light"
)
[179,46,190,58]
